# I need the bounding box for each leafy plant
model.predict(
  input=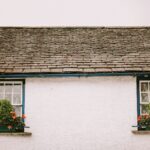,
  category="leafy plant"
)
[141,104,150,115]
[138,104,150,130]
[0,100,13,115]
[0,99,25,132]
[138,115,150,130]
